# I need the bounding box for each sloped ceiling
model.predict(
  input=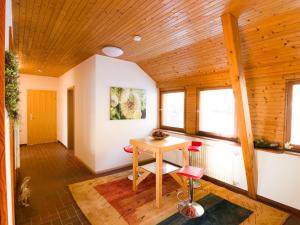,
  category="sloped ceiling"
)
[12,0,300,81]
